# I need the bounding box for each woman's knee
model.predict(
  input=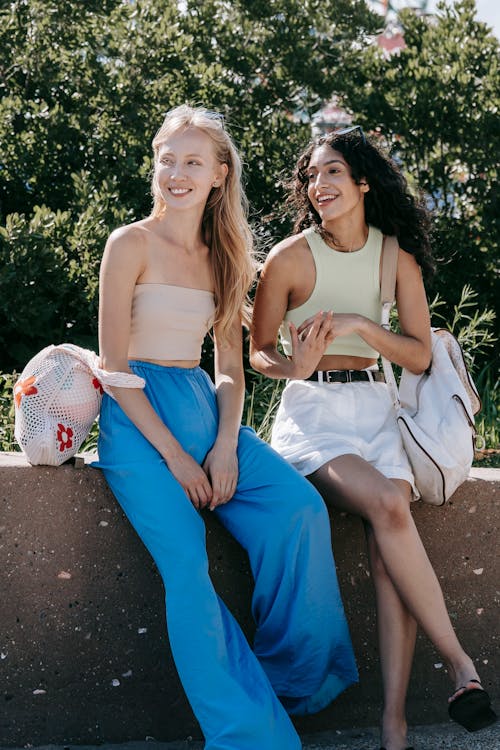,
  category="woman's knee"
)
[373,484,410,529]
[271,482,329,548]
[250,479,328,556]
[155,538,210,588]
[125,501,209,584]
